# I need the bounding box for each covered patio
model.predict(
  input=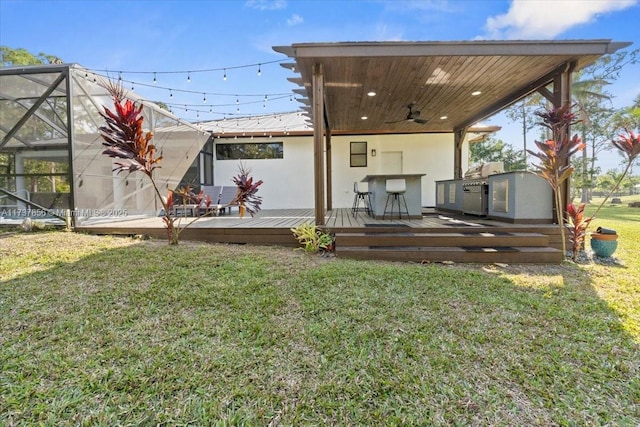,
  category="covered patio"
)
[272,40,631,225]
